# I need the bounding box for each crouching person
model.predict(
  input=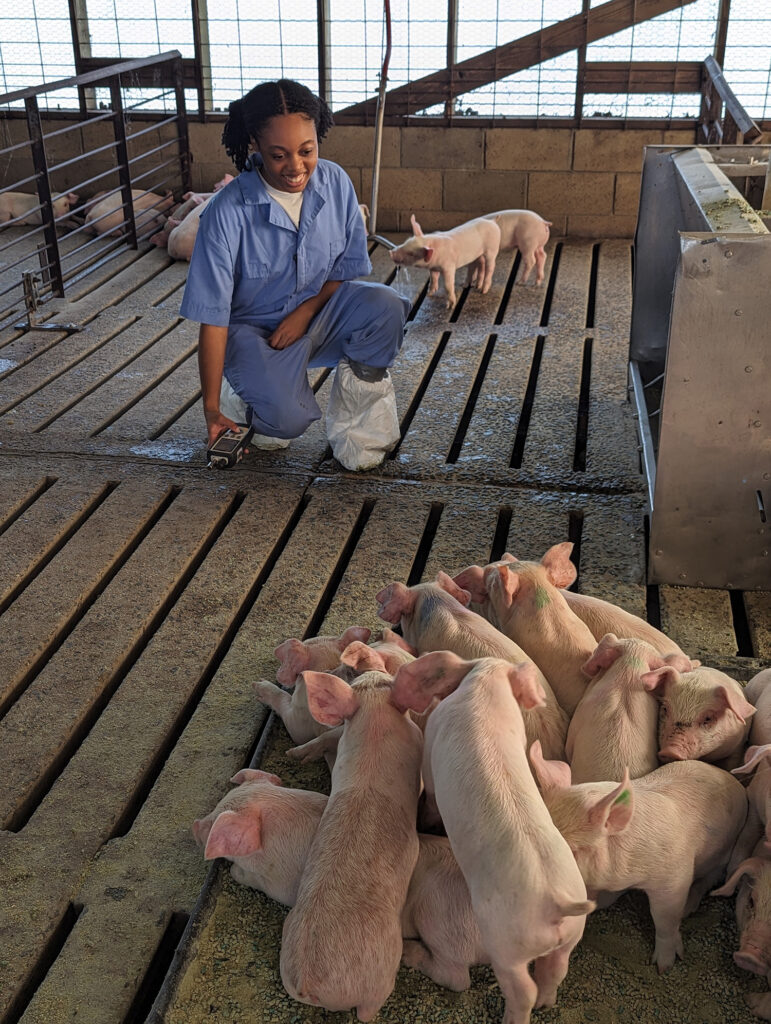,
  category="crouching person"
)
[179,77,407,472]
